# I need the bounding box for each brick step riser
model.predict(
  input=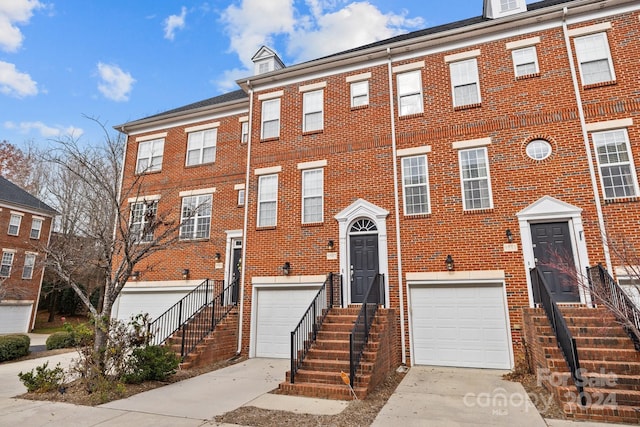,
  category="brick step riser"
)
[554,386,640,406]
[543,347,640,363]
[550,373,640,391]
[286,371,370,387]
[536,335,635,349]
[300,360,374,373]
[534,326,629,338]
[547,358,640,375]
[278,382,366,400]
[306,348,378,360]
[563,402,640,423]
[531,316,617,328]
